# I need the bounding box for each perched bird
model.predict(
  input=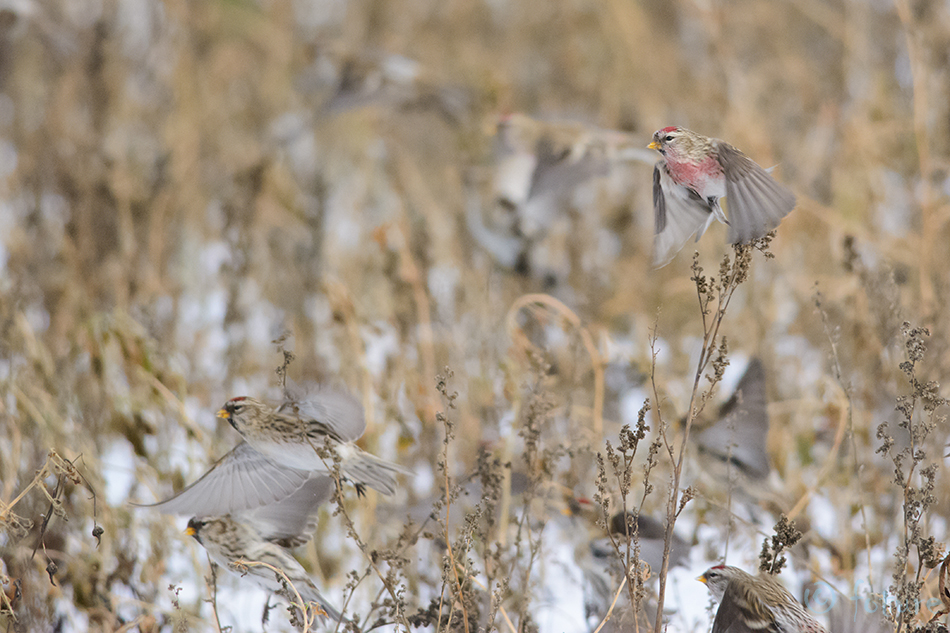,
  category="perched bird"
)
[698,565,827,633]
[218,385,407,496]
[139,385,403,518]
[186,494,345,625]
[648,127,796,267]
